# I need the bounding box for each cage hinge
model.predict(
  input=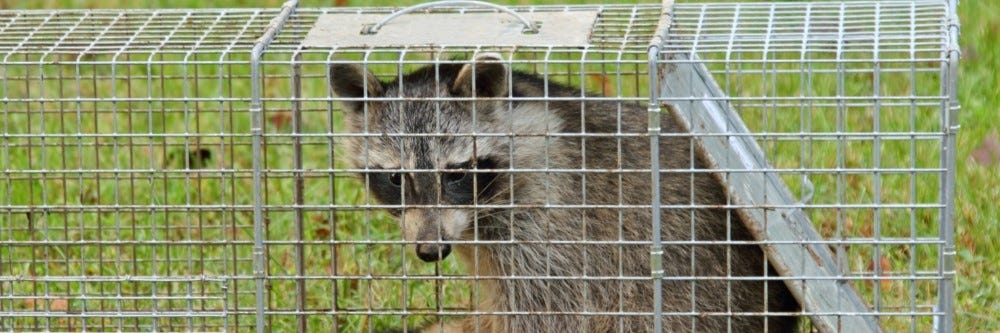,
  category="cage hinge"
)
[647,105,662,133]
[941,247,956,278]
[650,245,664,278]
[250,105,264,135]
[253,248,267,278]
